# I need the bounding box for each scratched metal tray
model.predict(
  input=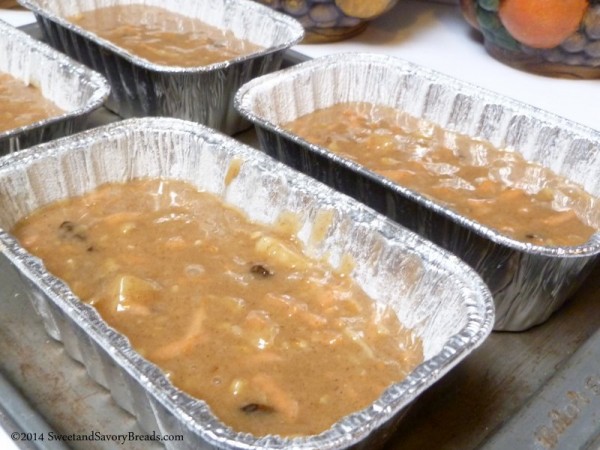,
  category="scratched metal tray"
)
[0,22,599,450]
